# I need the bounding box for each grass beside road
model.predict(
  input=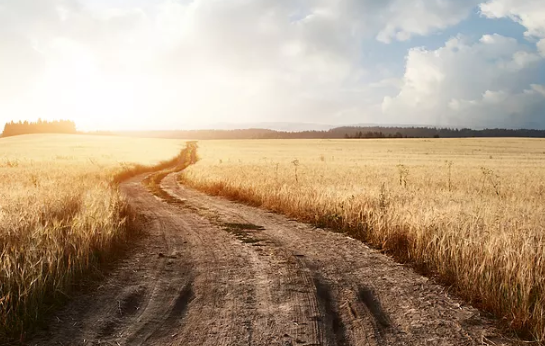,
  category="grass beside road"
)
[0,134,186,340]
[181,138,545,342]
